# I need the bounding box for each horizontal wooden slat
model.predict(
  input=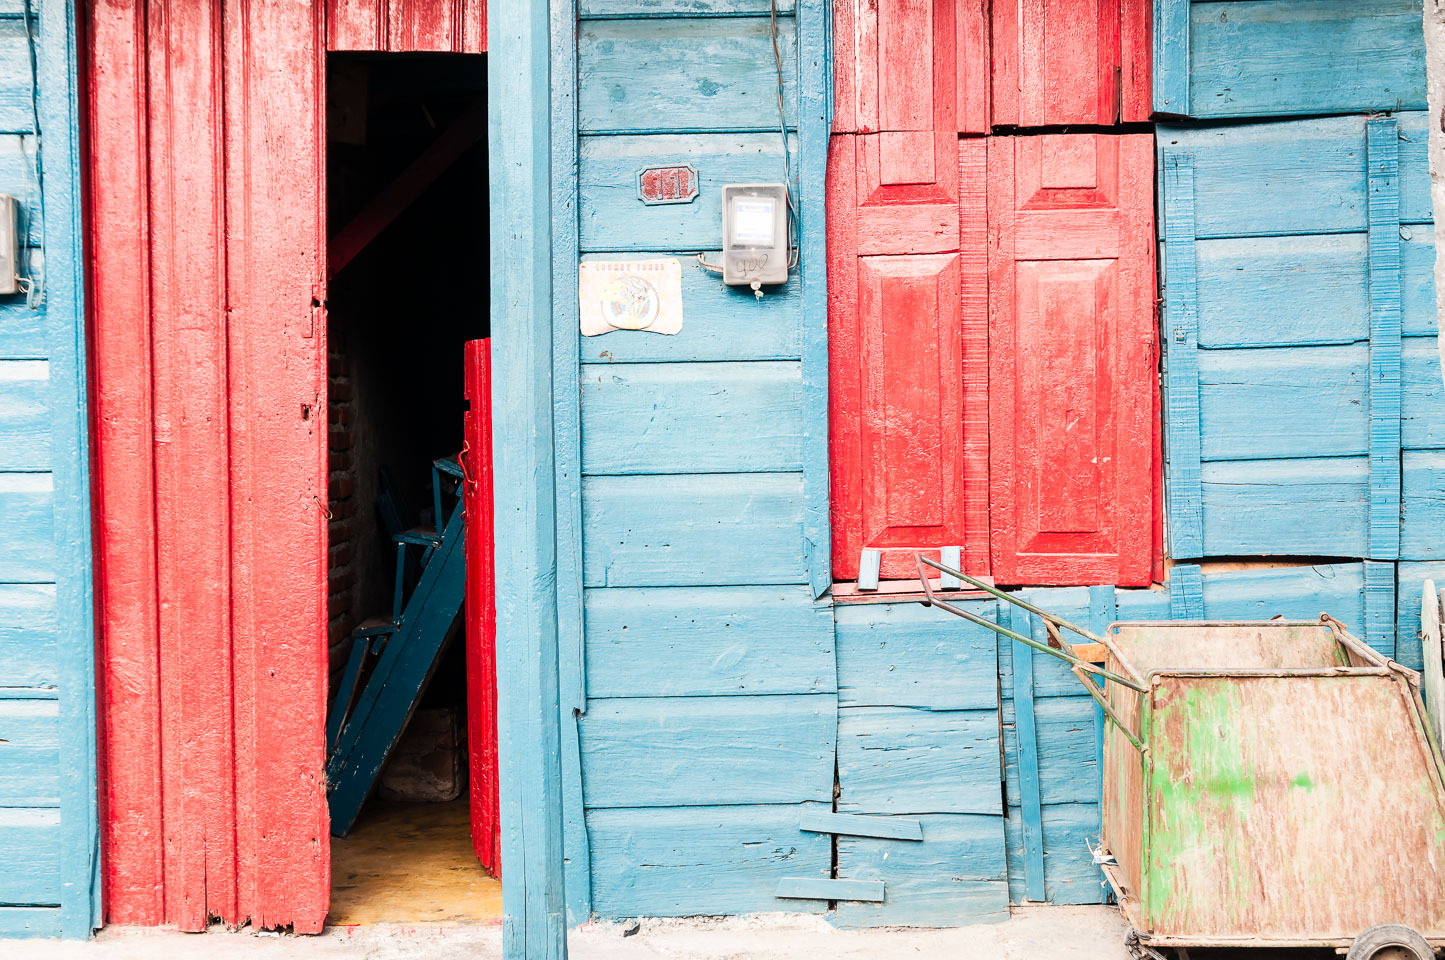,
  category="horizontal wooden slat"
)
[834,814,1009,928]
[1003,696,1098,807]
[1403,336,1445,449]
[579,253,801,362]
[581,361,802,474]
[0,906,60,937]
[579,18,797,134]
[579,132,794,252]
[1198,562,1368,625]
[584,585,834,698]
[1191,230,1435,348]
[579,694,835,807]
[0,698,56,806]
[775,877,884,901]
[1197,345,1365,461]
[0,292,46,360]
[0,360,48,469]
[0,807,58,904]
[1158,113,1430,240]
[1187,0,1425,118]
[0,472,53,581]
[837,706,1002,815]
[587,803,829,918]
[582,472,804,586]
[579,0,794,16]
[834,599,998,710]
[1198,457,1367,557]
[0,22,34,135]
[798,809,922,841]
[1003,803,1105,905]
[1402,450,1445,562]
[0,583,55,687]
